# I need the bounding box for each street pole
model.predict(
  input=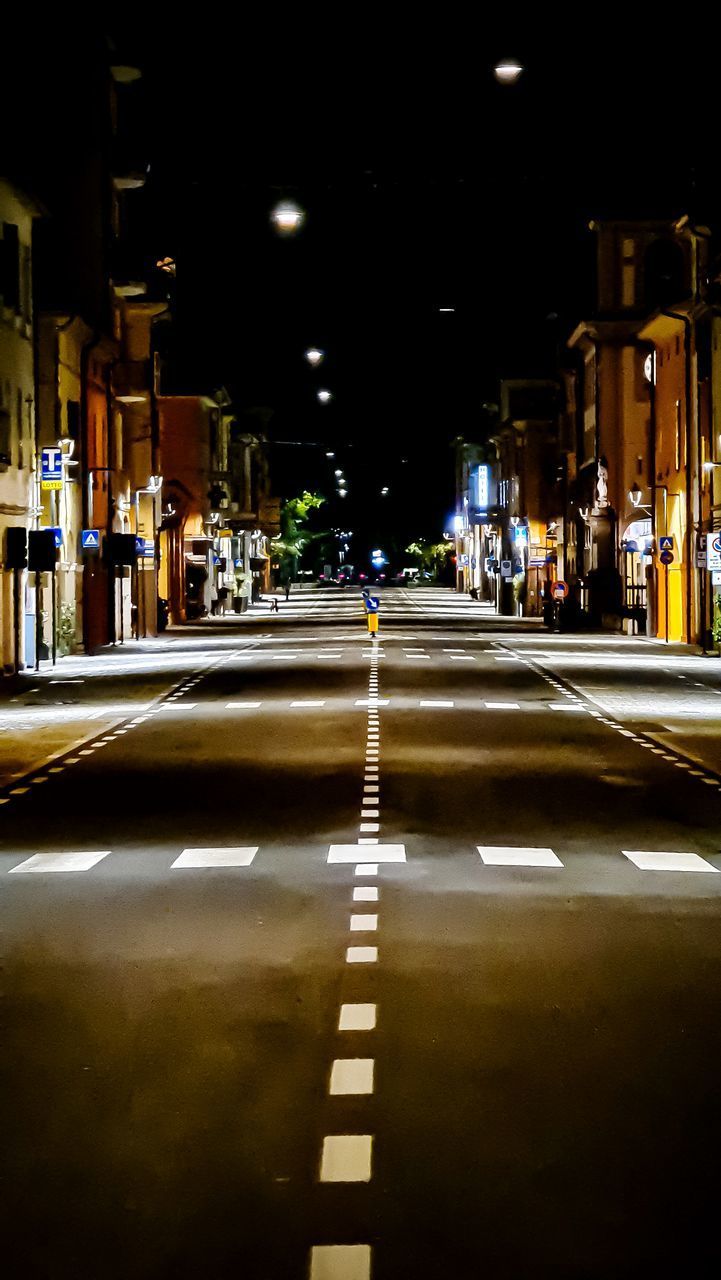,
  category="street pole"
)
[34,570,41,672]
